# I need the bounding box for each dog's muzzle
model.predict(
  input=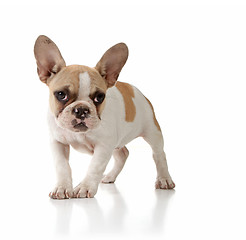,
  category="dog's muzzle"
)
[71,104,90,131]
